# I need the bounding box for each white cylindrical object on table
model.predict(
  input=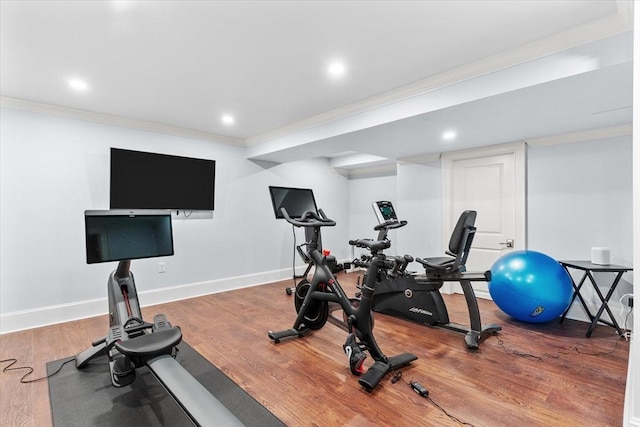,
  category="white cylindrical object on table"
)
[591,247,611,265]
